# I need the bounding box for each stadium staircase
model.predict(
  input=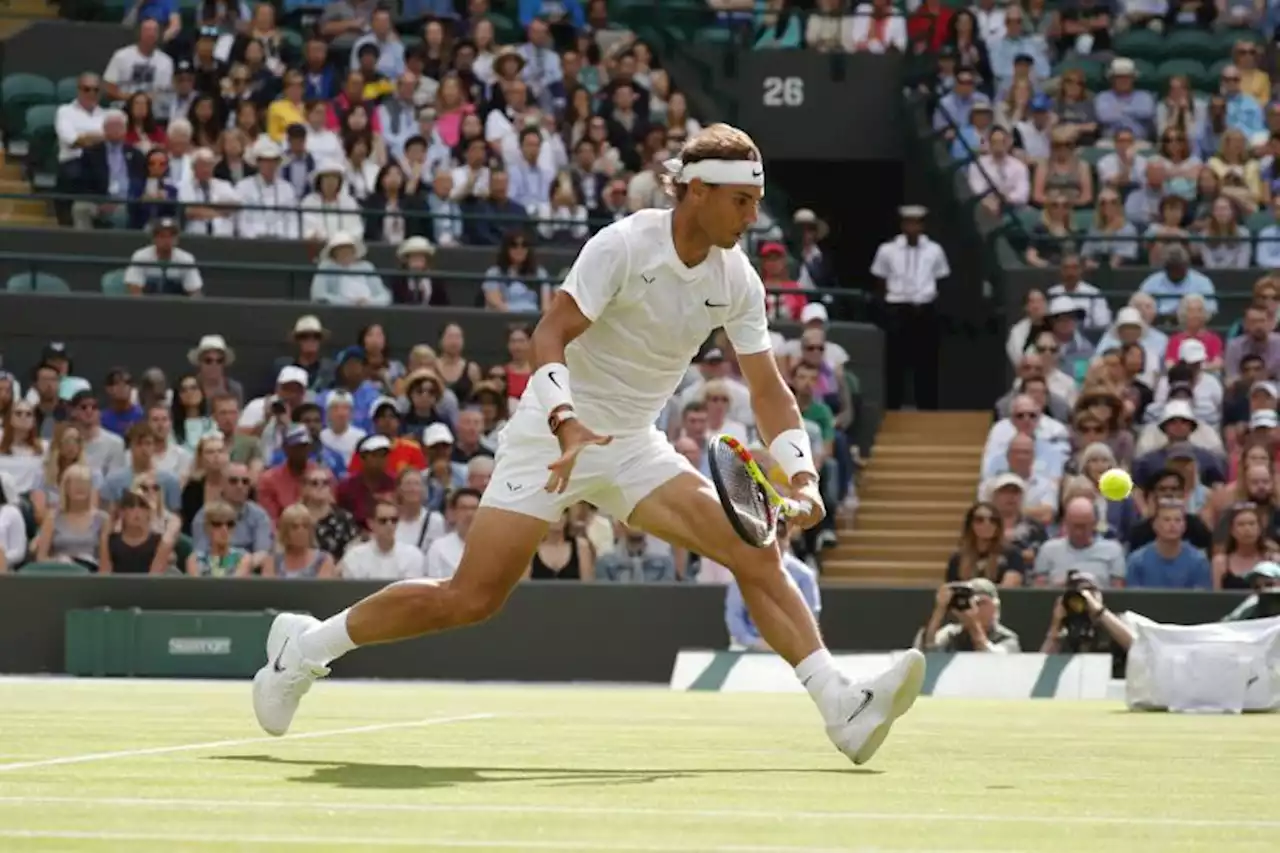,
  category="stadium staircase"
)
[0,0,58,227]
[827,411,991,587]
